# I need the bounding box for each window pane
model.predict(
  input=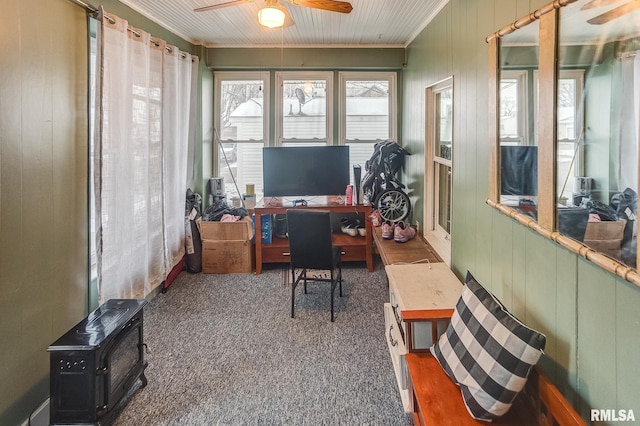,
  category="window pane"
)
[282,80,326,140]
[437,164,452,233]
[218,142,264,200]
[345,80,389,141]
[558,78,576,140]
[500,78,521,140]
[557,141,575,203]
[435,88,453,160]
[220,80,264,141]
[347,142,376,200]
